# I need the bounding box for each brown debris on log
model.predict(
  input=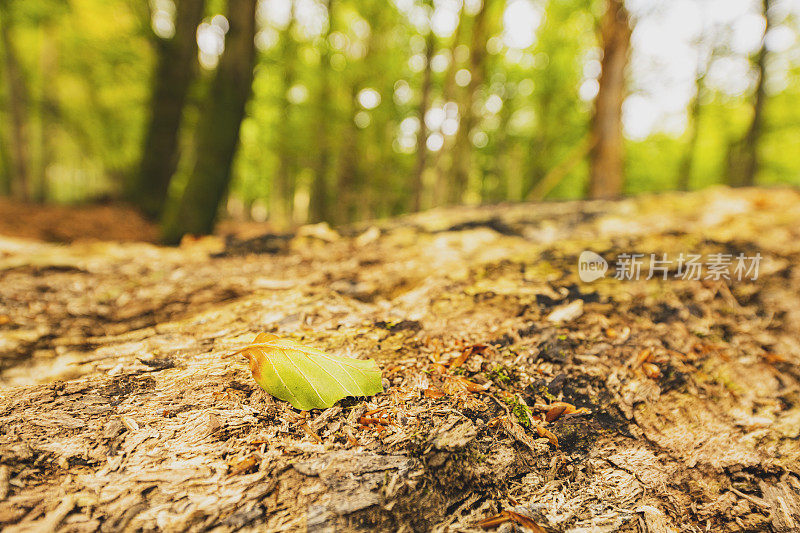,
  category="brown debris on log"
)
[2,187,800,531]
